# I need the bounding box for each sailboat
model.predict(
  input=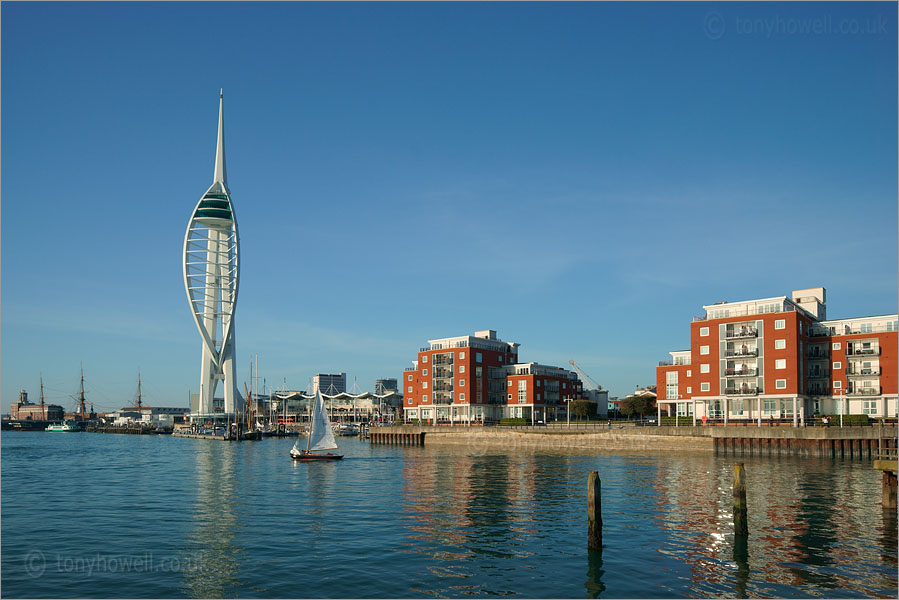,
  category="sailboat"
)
[290,389,342,461]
